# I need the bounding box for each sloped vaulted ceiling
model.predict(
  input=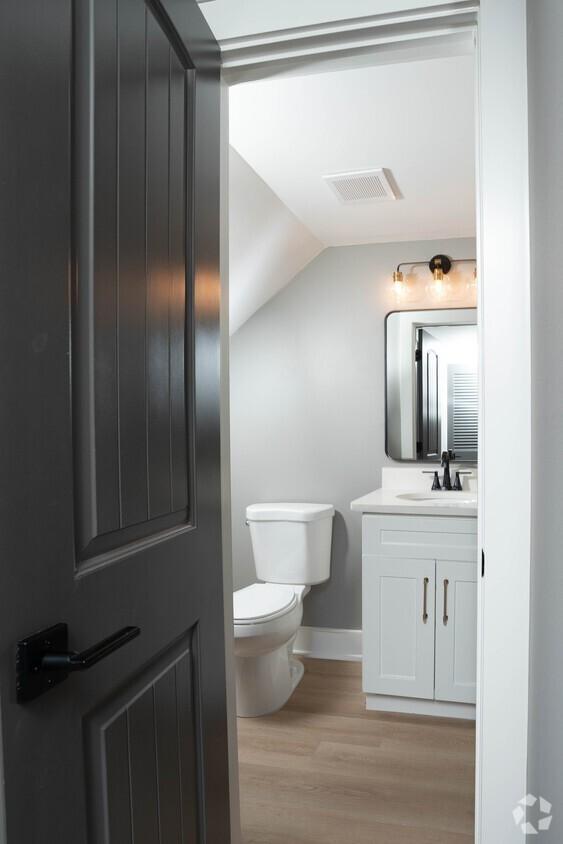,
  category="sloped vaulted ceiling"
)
[229,147,323,334]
